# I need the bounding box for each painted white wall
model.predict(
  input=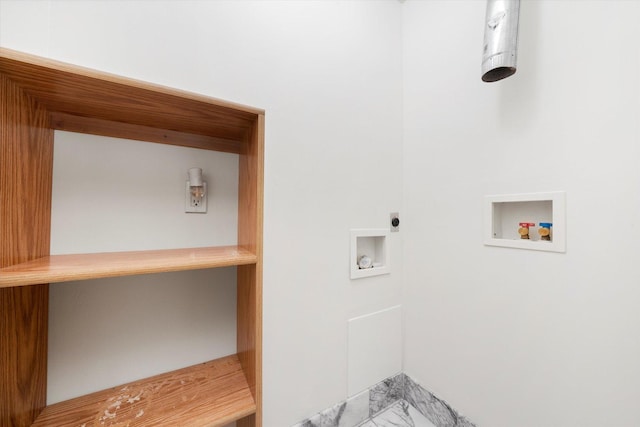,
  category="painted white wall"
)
[1,1,403,425]
[402,1,640,426]
[348,306,402,396]
[51,132,239,254]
